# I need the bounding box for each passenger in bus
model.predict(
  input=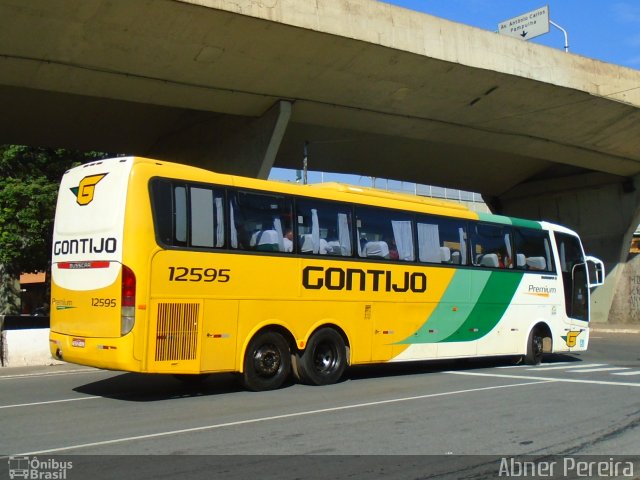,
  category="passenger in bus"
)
[283,229,294,252]
[497,249,511,268]
[386,238,399,260]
